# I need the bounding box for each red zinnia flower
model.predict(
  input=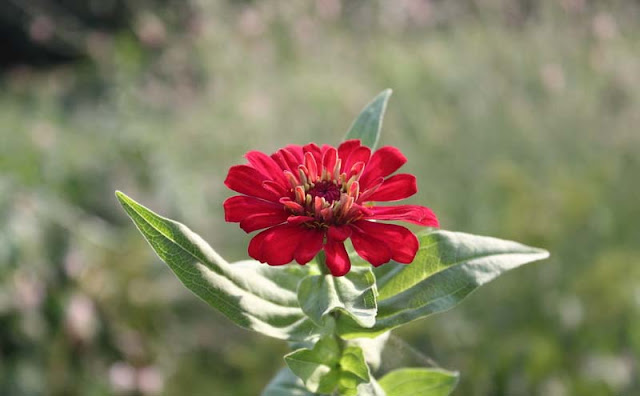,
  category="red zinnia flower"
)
[223,140,439,276]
